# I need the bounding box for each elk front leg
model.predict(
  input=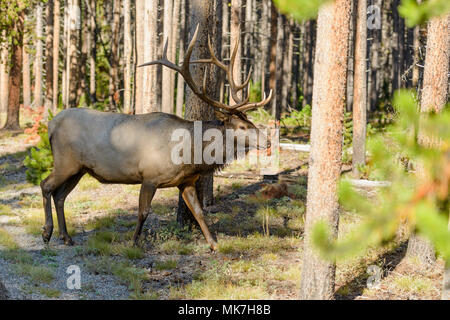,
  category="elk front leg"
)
[180,184,218,251]
[132,182,156,245]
